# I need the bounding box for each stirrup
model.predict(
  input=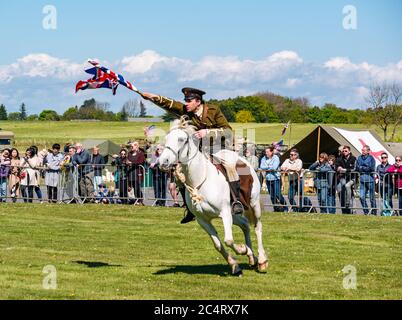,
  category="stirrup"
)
[232,201,244,215]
